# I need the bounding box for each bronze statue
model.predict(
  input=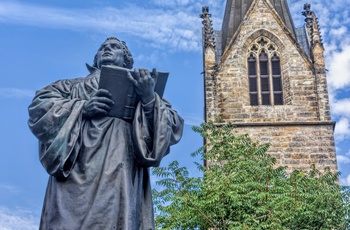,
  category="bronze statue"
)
[28,37,184,229]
